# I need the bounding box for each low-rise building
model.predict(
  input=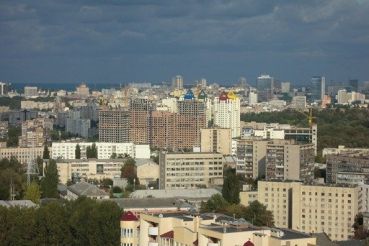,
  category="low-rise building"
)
[136,159,159,186]
[0,146,43,164]
[159,152,223,189]
[66,181,109,200]
[51,142,150,160]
